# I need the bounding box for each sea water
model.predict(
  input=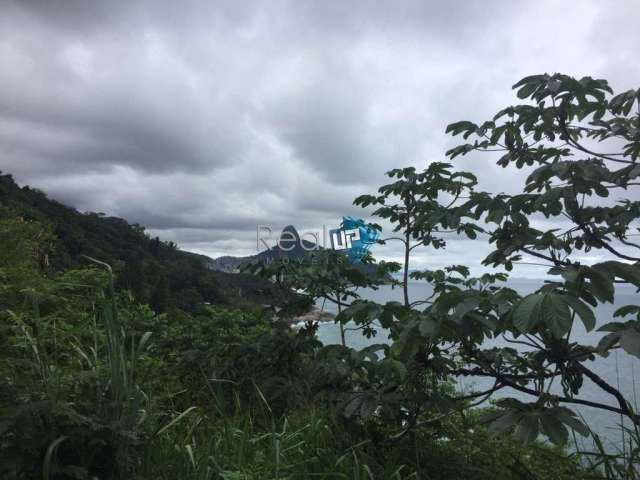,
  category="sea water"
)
[315,279,640,448]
